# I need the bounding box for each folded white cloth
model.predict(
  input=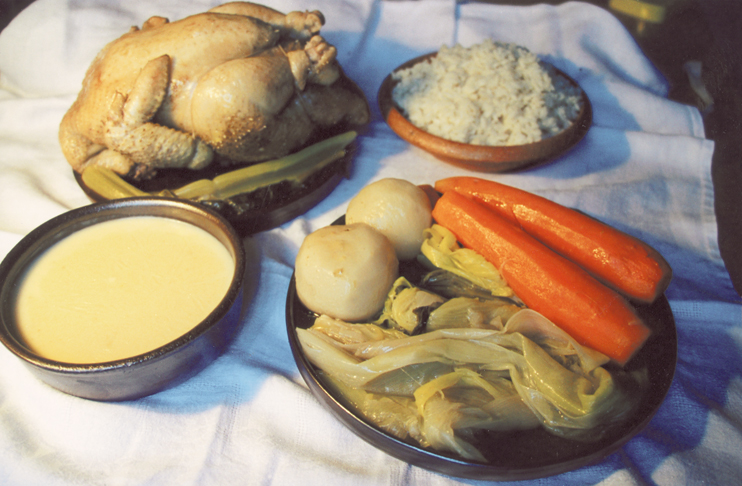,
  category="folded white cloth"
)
[0,1,739,485]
